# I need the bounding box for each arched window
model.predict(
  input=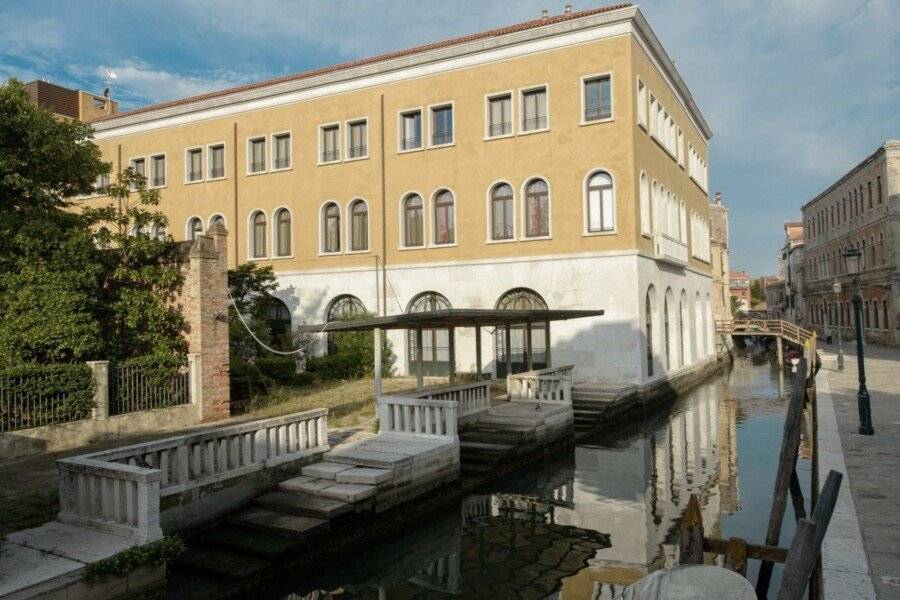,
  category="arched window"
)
[433,189,455,245]
[495,288,548,378]
[883,300,890,331]
[274,208,291,257]
[663,294,671,370]
[250,211,266,258]
[490,183,514,240]
[639,172,651,235]
[208,214,225,230]
[403,193,424,247]
[187,217,203,241]
[407,292,452,376]
[679,200,687,243]
[645,286,656,377]
[350,200,368,251]
[326,294,365,353]
[524,179,549,238]
[680,290,690,365]
[322,203,340,253]
[586,171,615,232]
[266,297,291,338]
